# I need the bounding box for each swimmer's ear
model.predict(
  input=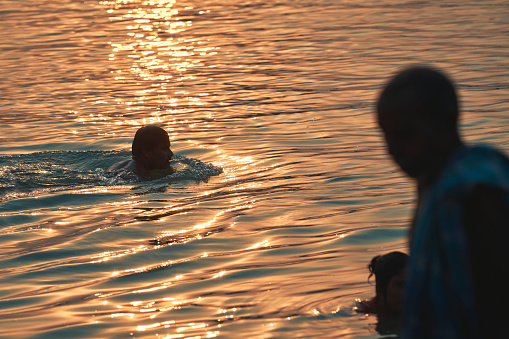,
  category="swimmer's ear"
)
[142,148,153,161]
